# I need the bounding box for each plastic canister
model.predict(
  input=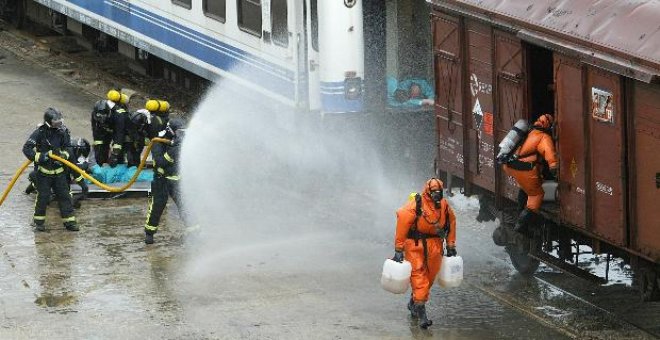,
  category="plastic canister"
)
[381,259,412,294]
[437,256,463,288]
